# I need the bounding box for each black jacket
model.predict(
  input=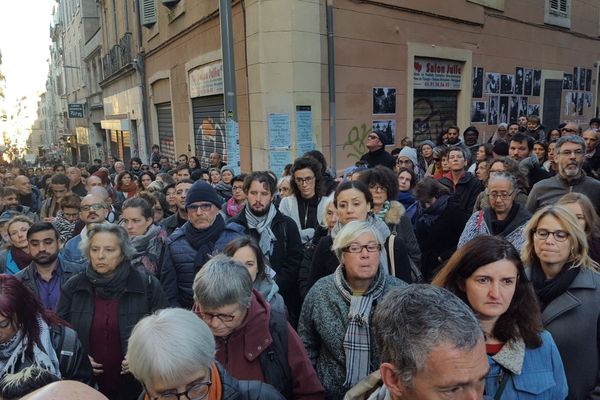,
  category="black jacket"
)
[231,210,304,325]
[160,212,186,236]
[359,147,395,169]
[439,172,483,214]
